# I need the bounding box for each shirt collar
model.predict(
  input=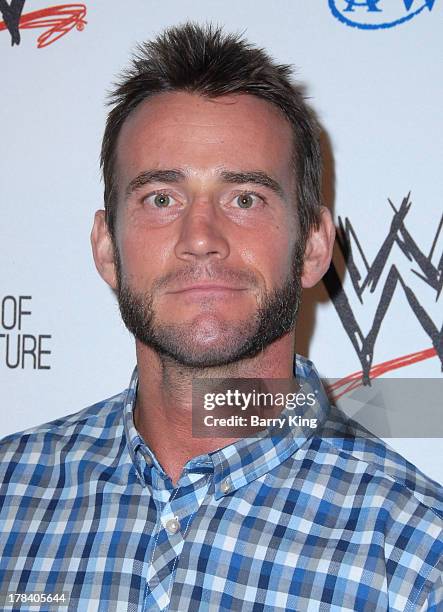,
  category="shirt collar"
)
[123,355,331,496]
